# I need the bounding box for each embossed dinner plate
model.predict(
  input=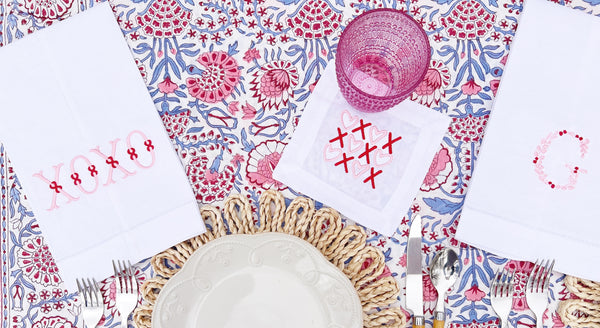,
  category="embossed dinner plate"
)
[152,232,363,328]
